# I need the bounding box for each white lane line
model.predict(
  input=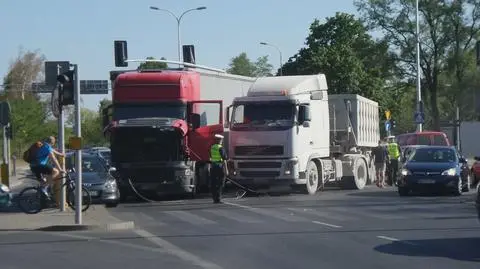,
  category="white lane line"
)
[223,201,254,210]
[376,235,417,246]
[224,201,308,222]
[50,232,168,253]
[312,221,342,228]
[134,229,224,269]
